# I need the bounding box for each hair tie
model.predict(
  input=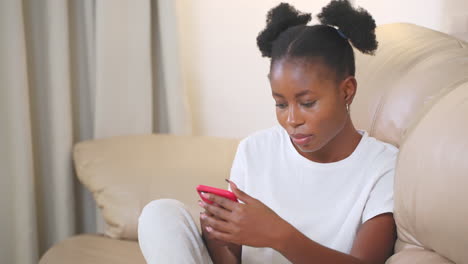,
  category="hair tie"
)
[336,29,348,39]
[326,25,348,40]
